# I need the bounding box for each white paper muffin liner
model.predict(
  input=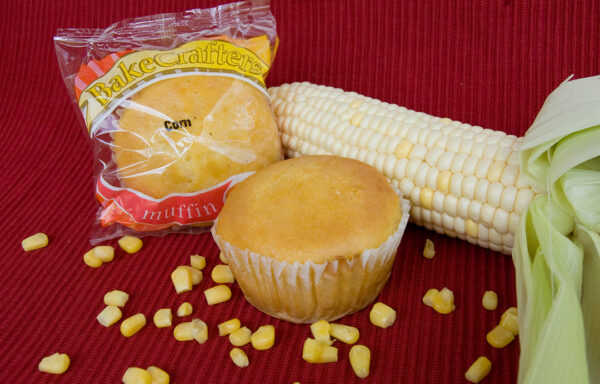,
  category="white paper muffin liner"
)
[211,196,411,324]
